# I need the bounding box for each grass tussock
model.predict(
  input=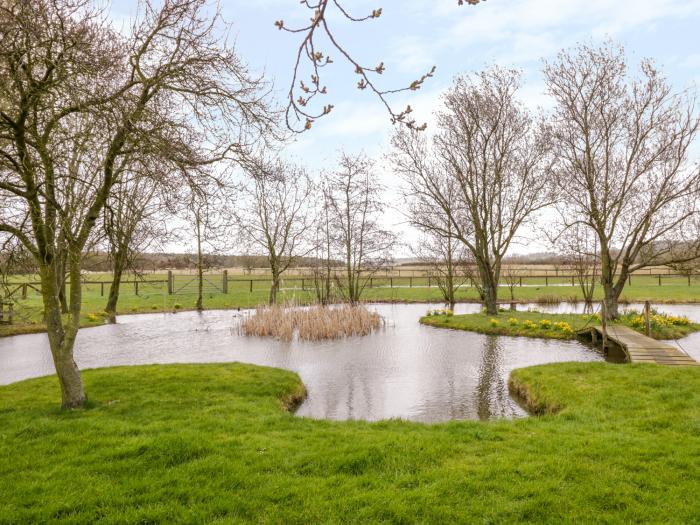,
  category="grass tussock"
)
[533,294,561,304]
[239,304,383,341]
